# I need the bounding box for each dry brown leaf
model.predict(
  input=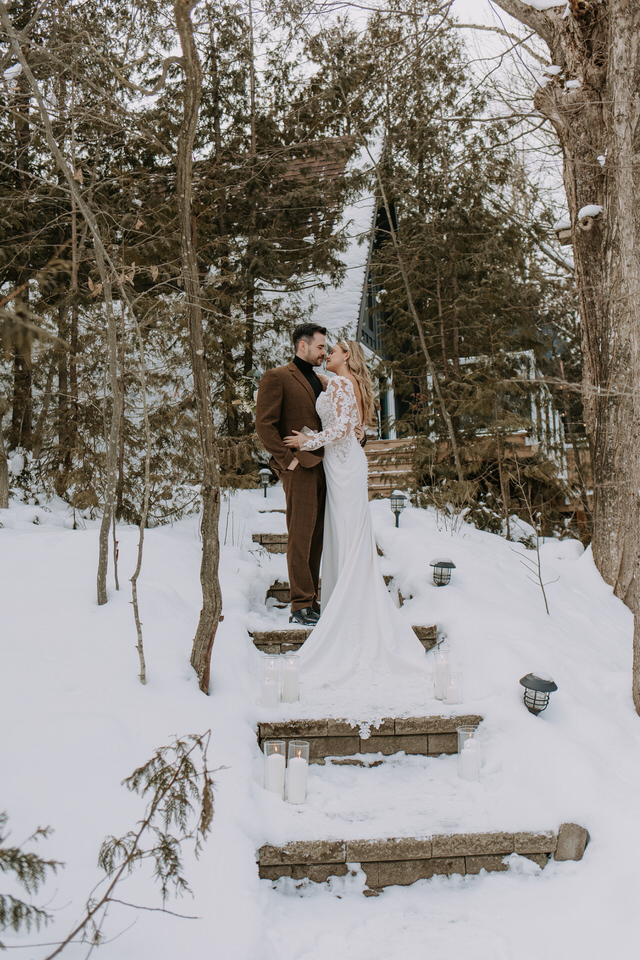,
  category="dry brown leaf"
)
[150,265,159,281]
[135,219,144,230]
[73,167,84,183]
